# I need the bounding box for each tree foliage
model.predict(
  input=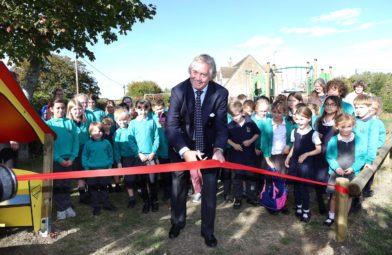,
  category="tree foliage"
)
[127,80,162,97]
[346,72,392,113]
[0,0,156,99]
[13,54,100,110]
